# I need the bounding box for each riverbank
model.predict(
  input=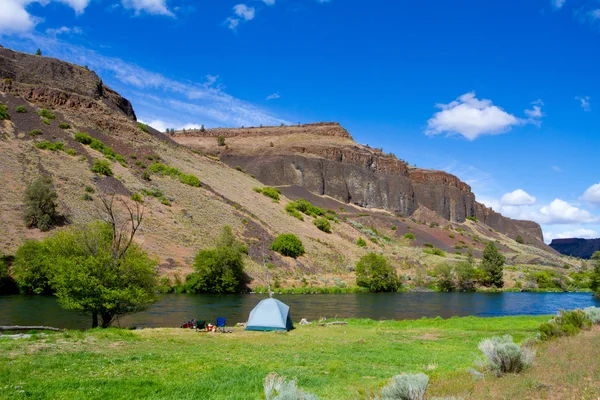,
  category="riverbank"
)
[4,315,595,399]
